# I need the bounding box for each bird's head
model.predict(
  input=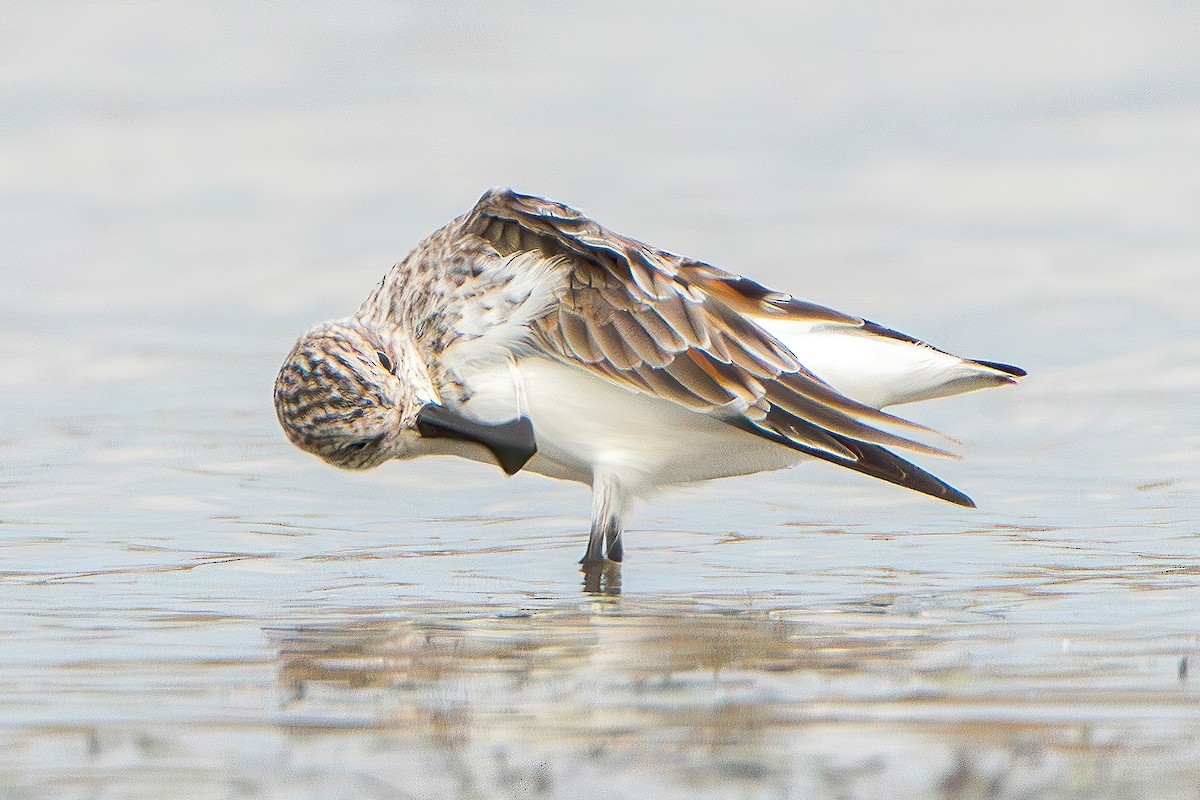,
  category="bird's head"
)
[274,319,536,474]
[273,319,428,470]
